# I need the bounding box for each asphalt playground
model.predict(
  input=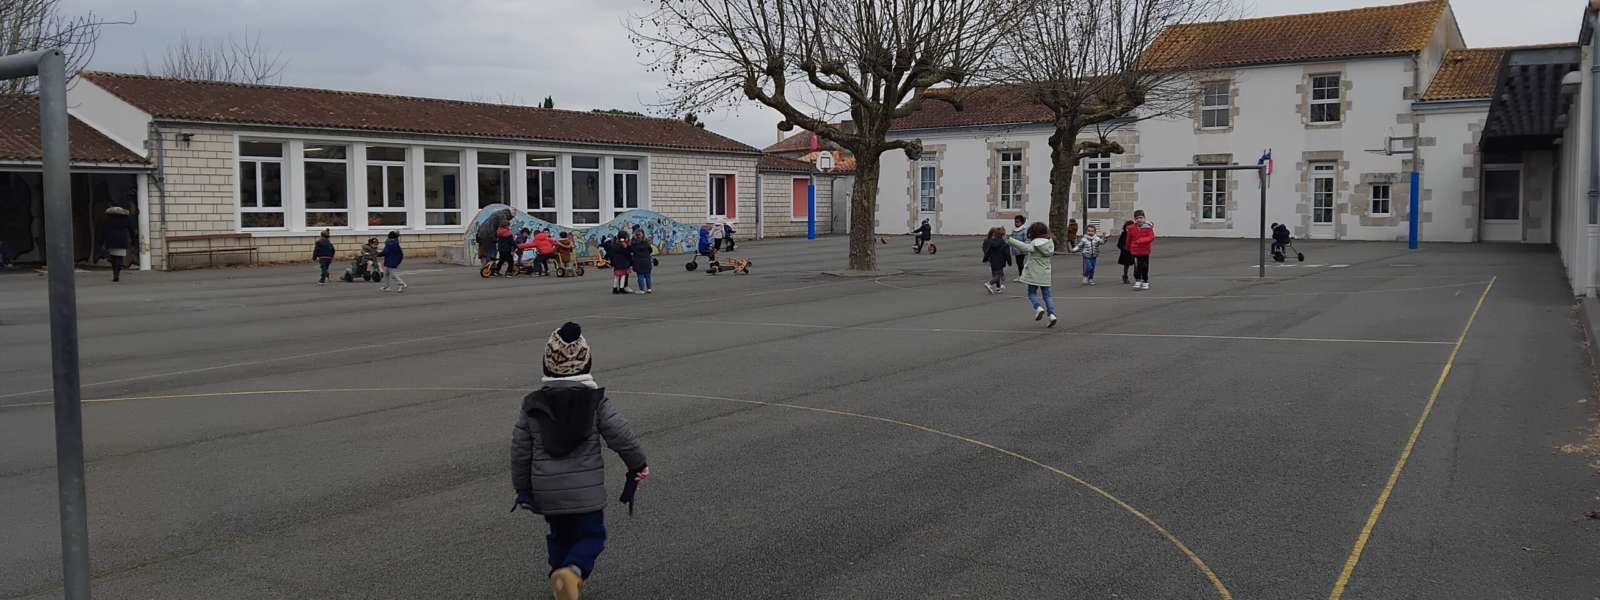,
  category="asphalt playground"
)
[1,235,1597,599]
